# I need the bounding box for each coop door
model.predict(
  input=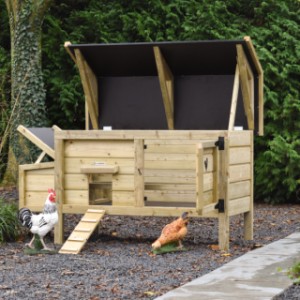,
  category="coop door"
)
[196,140,223,216]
